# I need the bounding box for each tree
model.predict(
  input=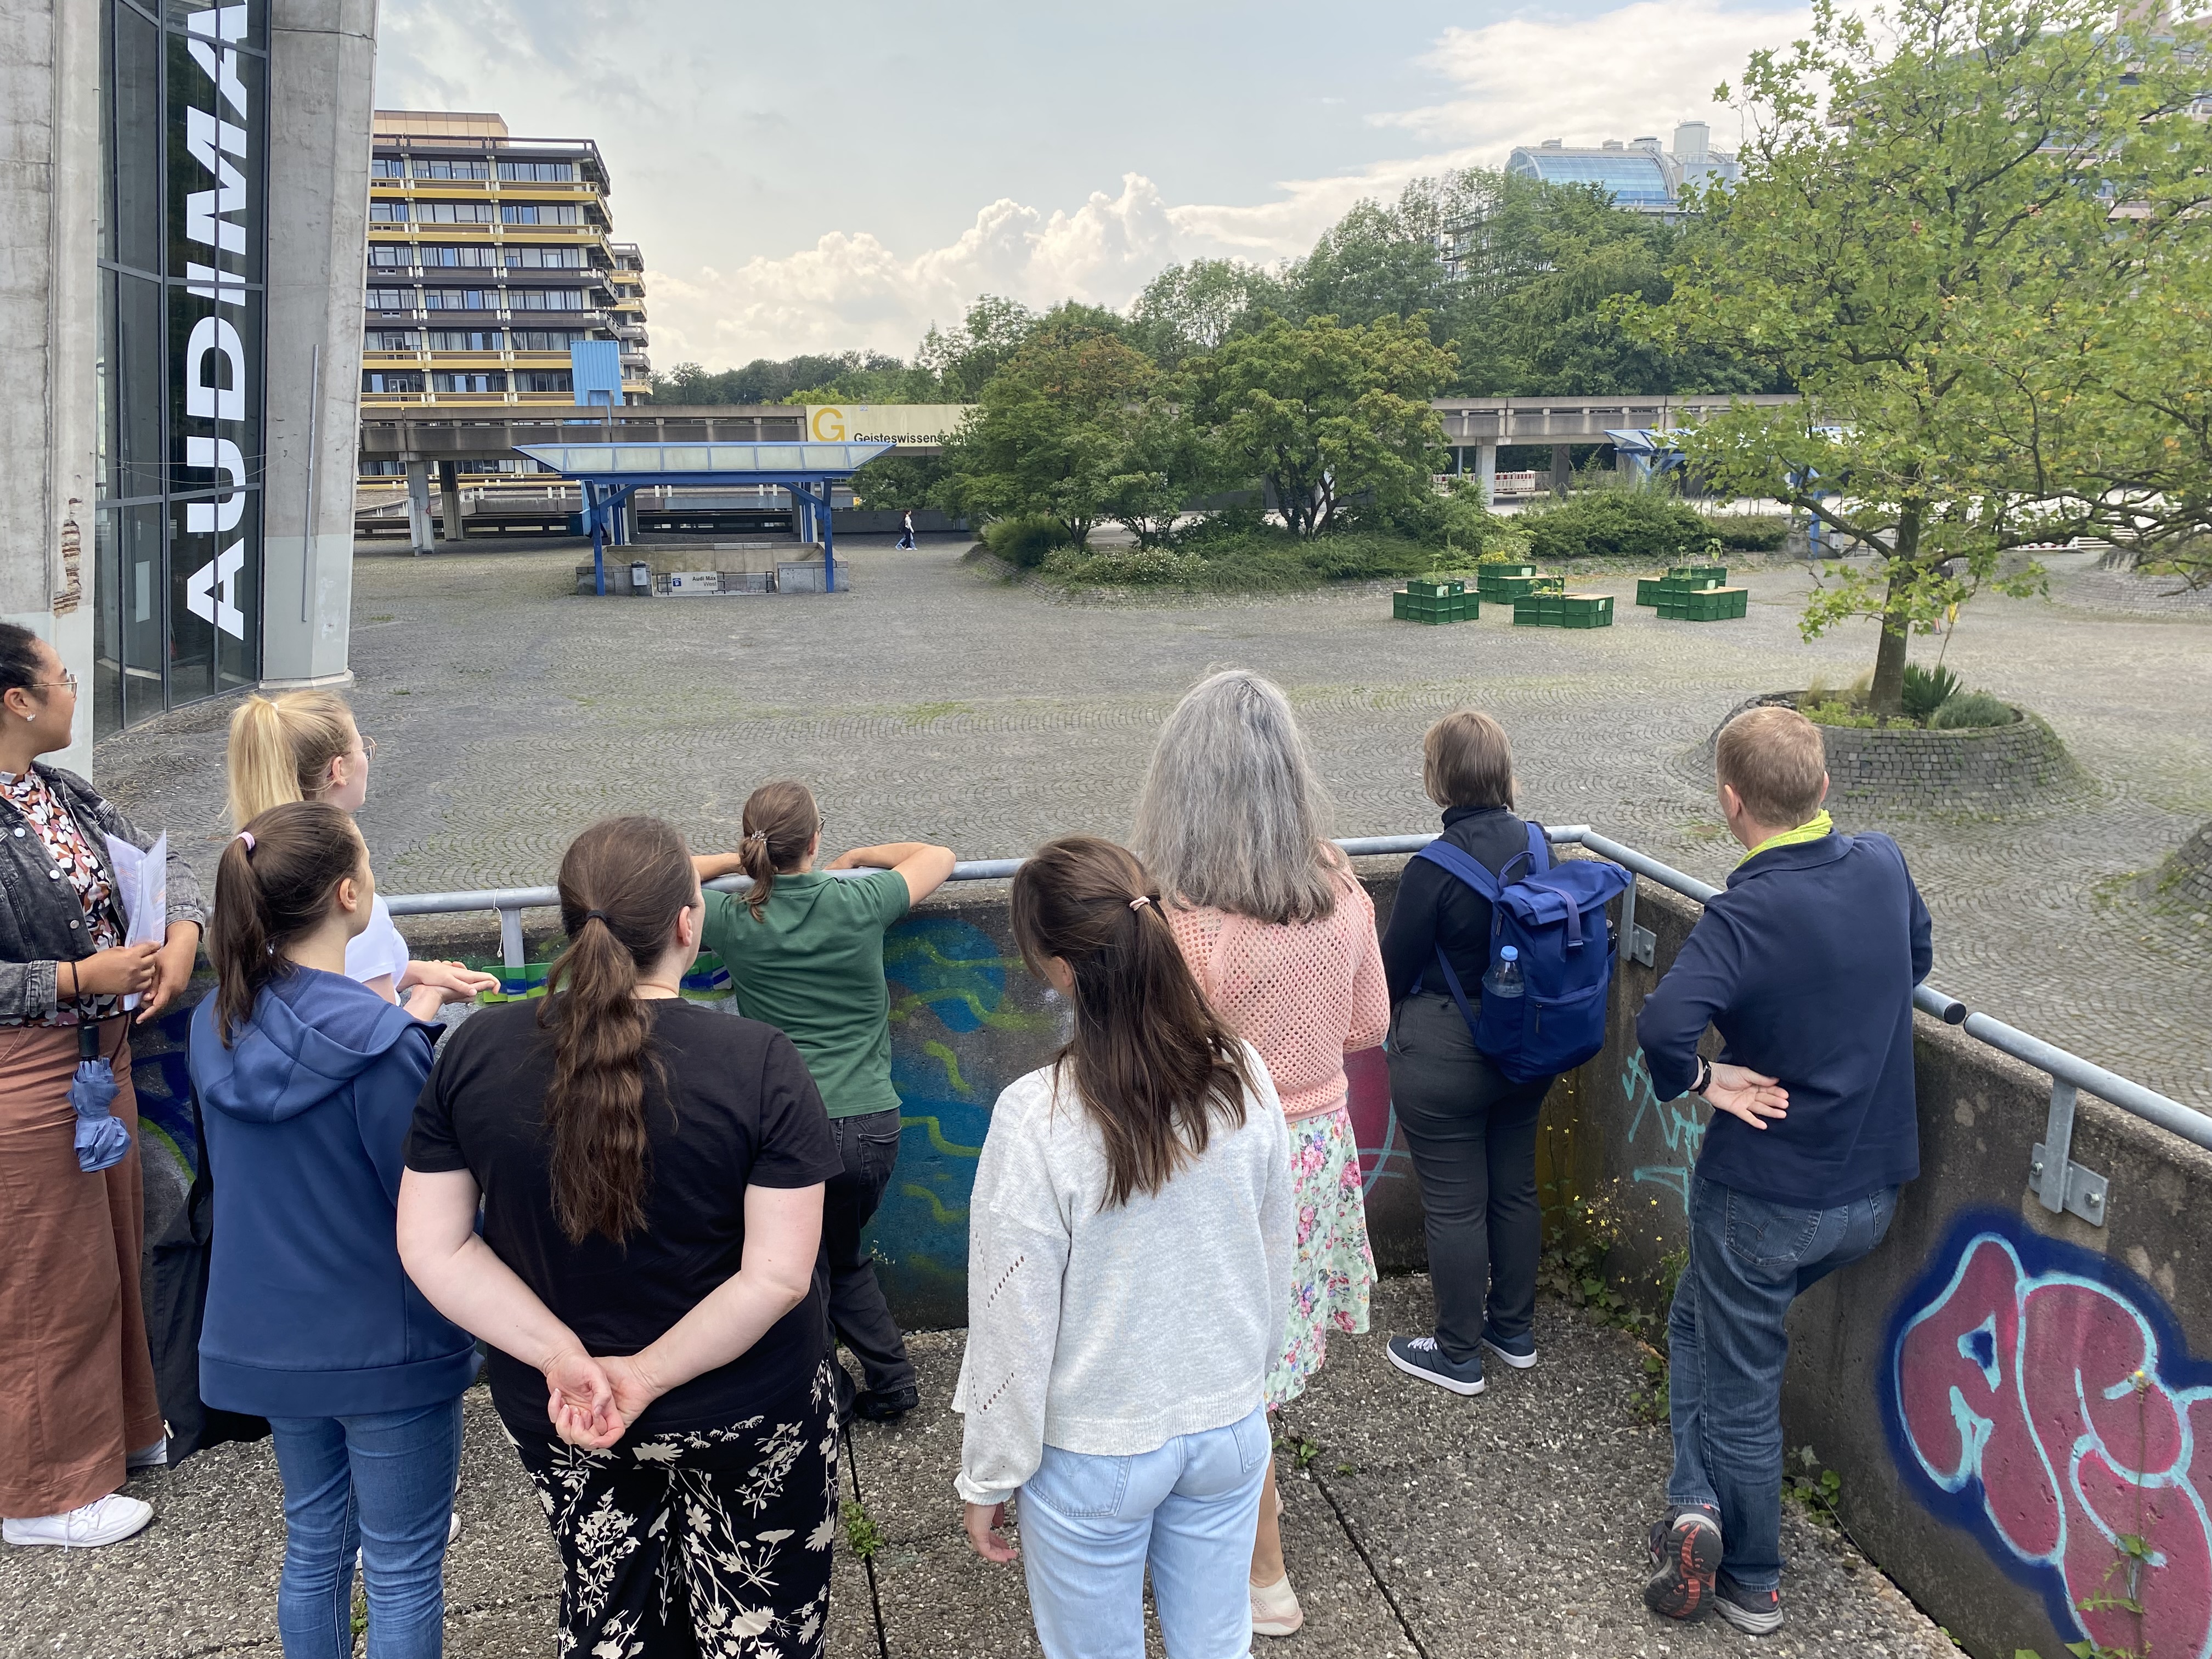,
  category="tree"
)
[1184,314,1456,538]
[915,295,1039,401]
[1627,0,2206,715]
[940,332,1159,546]
[1128,260,1286,365]
[1098,395,1219,546]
